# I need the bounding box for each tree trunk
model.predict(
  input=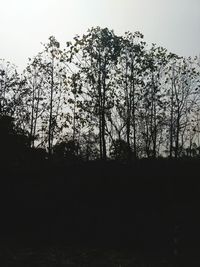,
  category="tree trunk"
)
[48,58,54,157]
